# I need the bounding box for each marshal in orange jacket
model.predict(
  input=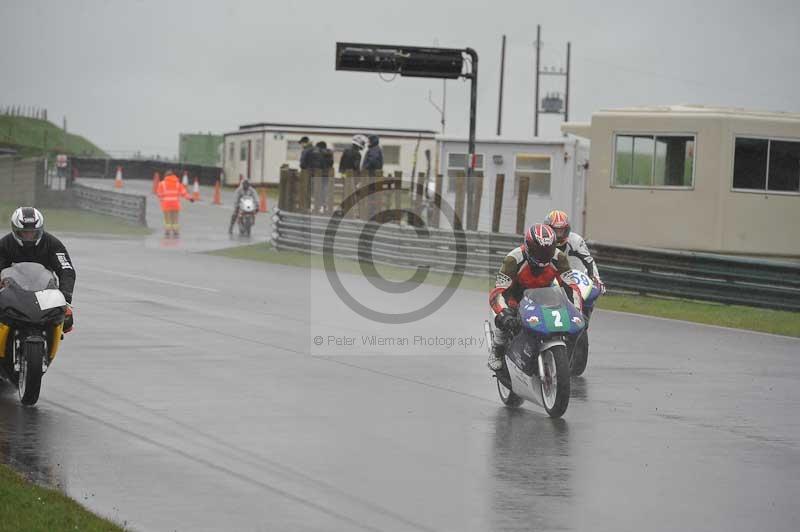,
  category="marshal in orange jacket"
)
[156,172,192,211]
